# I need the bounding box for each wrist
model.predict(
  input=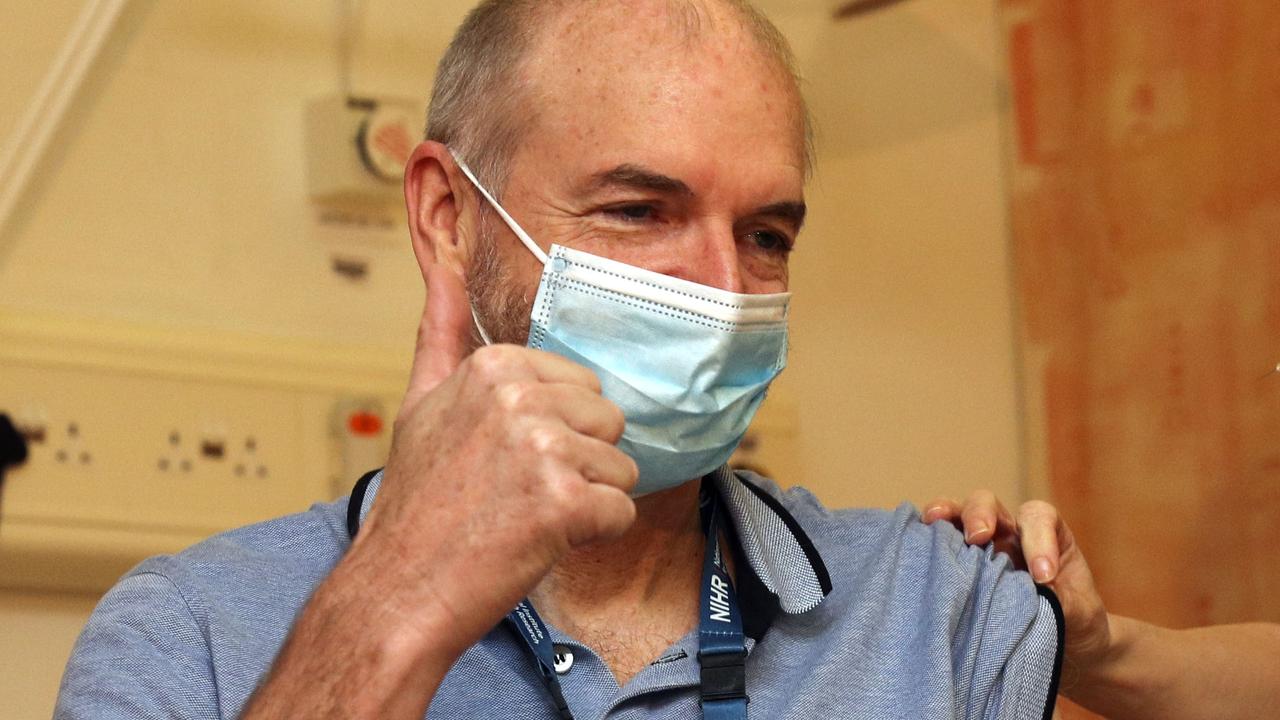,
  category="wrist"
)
[328,536,473,667]
[243,558,461,720]
[273,552,463,716]
[1062,614,1172,717]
